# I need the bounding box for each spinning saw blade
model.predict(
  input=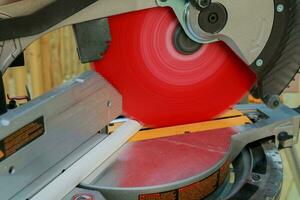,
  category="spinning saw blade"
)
[94,8,256,127]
